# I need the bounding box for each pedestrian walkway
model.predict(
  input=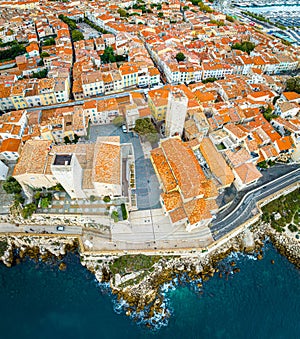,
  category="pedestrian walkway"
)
[37,192,125,218]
